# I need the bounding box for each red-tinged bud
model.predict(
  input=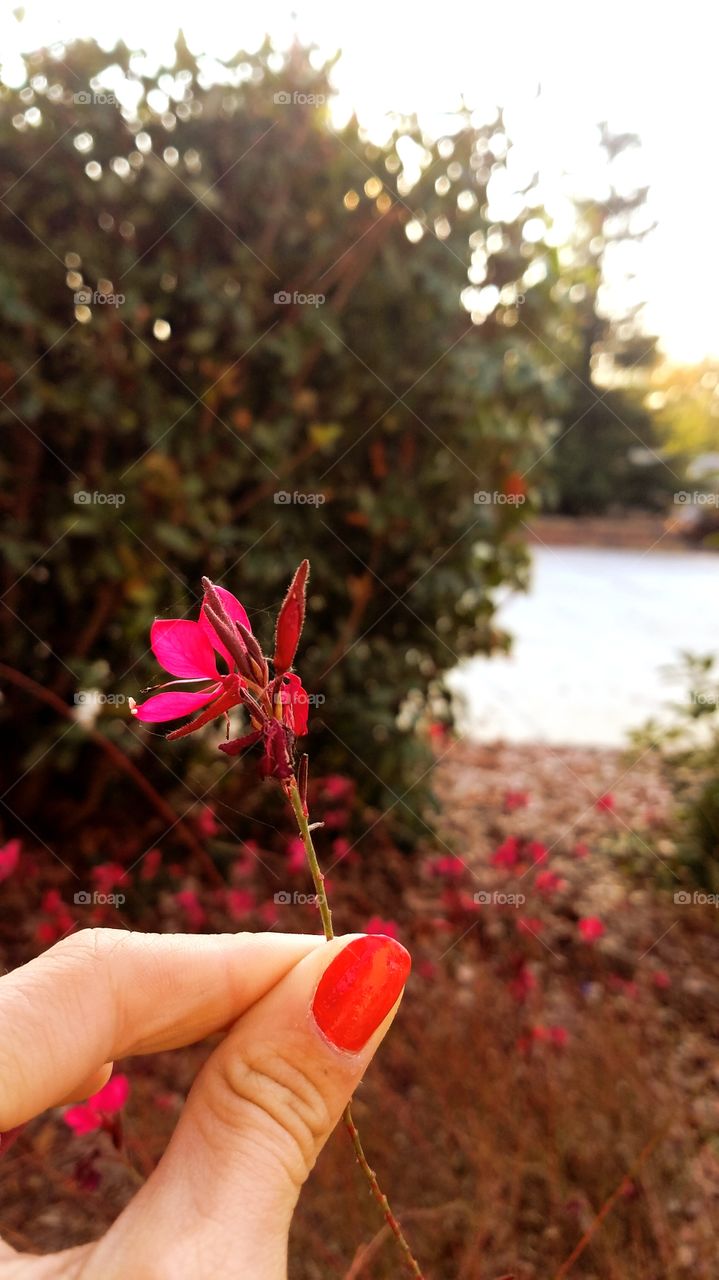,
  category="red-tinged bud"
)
[274,559,309,675]
[219,730,262,757]
[259,718,294,782]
